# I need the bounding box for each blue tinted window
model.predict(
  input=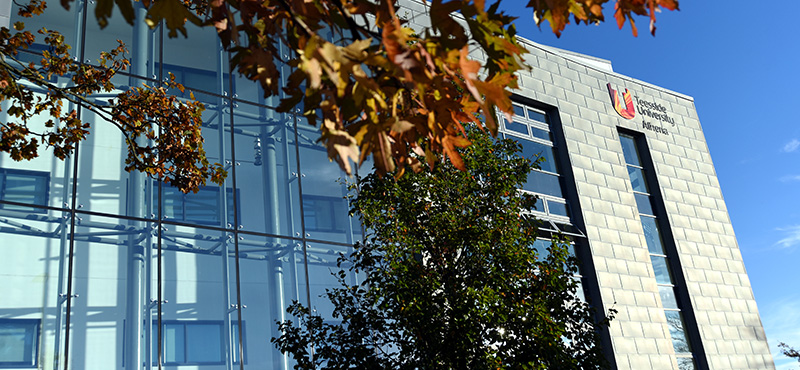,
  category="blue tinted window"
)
[619,134,641,166]
[650,255,672,285]
[504,118,529,135]
[547,200,569,217]
[526,108,547,123]
[154,321,243,365]
[523,171,563,198]
[519,140,558,173]
[0,169,49,213]
[665,311,691,353]
[160,183,238,226]
[0,319,39,367]
[627,167,648,193]
[303,195,349,232]
[641,217,665,254]
[530,127,551,141]
[186,324,223,363]
[635,193,654,215]
[659,286,679,309]
[513,105,525,117]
